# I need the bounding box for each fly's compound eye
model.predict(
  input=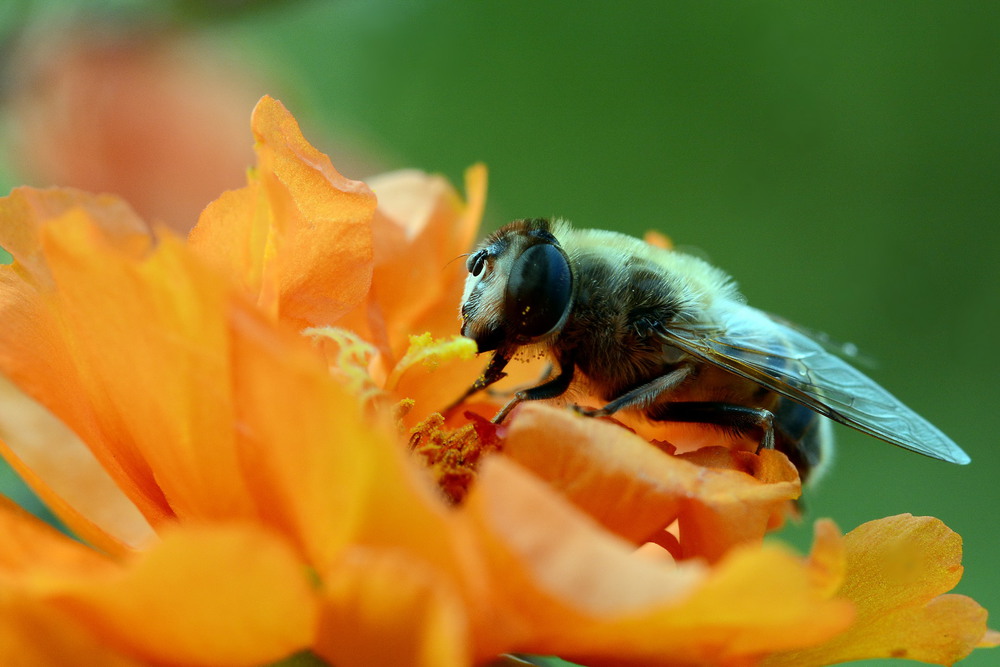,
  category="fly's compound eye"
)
[504,243,572,341]
[467,250,488,277]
